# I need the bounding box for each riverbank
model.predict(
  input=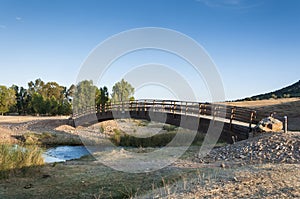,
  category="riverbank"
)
[0,116,81,145]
